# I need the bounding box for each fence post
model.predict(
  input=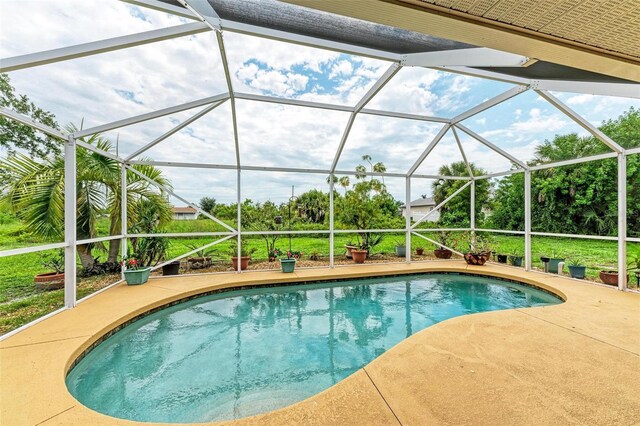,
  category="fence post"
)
[618,153,627,290]
[64,135,77,307]
[524,169,532,271]
[405,176,411,263]
[329,174,335,268]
